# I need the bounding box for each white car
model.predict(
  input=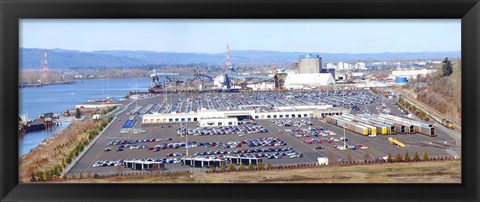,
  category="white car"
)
[368,134,377,137]
[337,147,347,151]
